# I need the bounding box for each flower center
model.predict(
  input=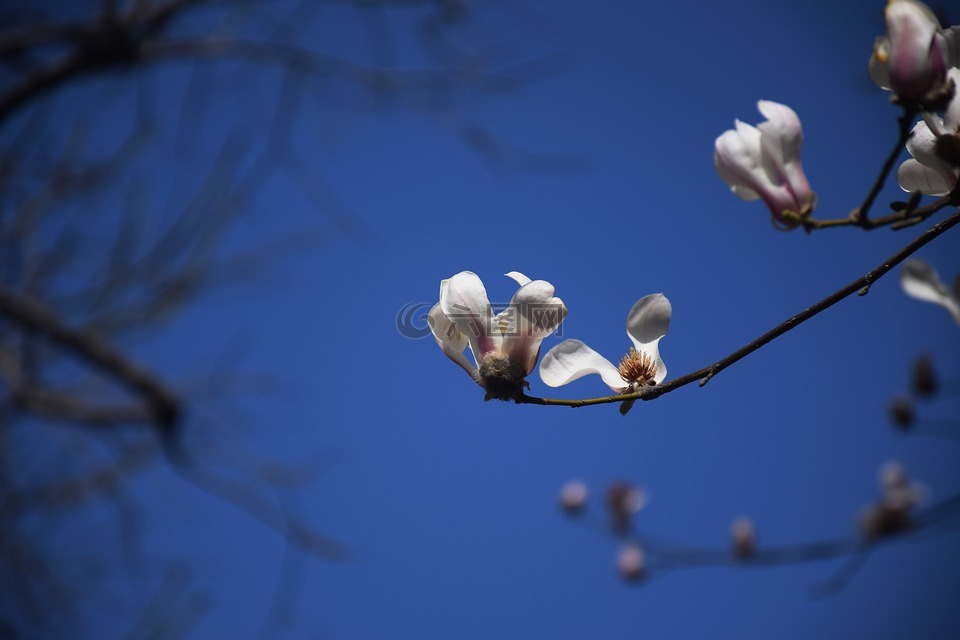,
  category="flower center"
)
[478,352,528,401]
[617,348,657,387]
